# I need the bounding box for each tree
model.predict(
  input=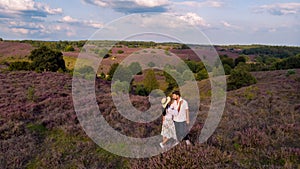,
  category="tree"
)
[221,56,235,68]
[227,68,257,90]
[144,69,159,94]
[235,56,246,66]
[29,46,66,72]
